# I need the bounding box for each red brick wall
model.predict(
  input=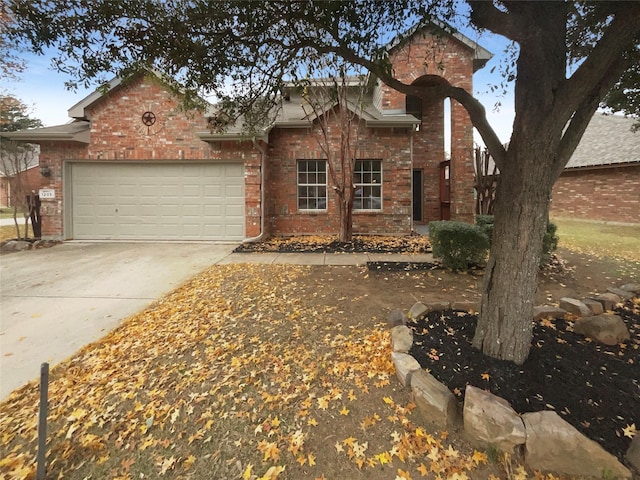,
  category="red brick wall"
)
[36,74,263,239]
[0,178,8,208]
[85,75,212,160]
[266,117,413,236]
[551,165,640,224]
[36,32,479,240]
[1,166,44,208]
[382,29,476,223]
[36,141,88,237]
